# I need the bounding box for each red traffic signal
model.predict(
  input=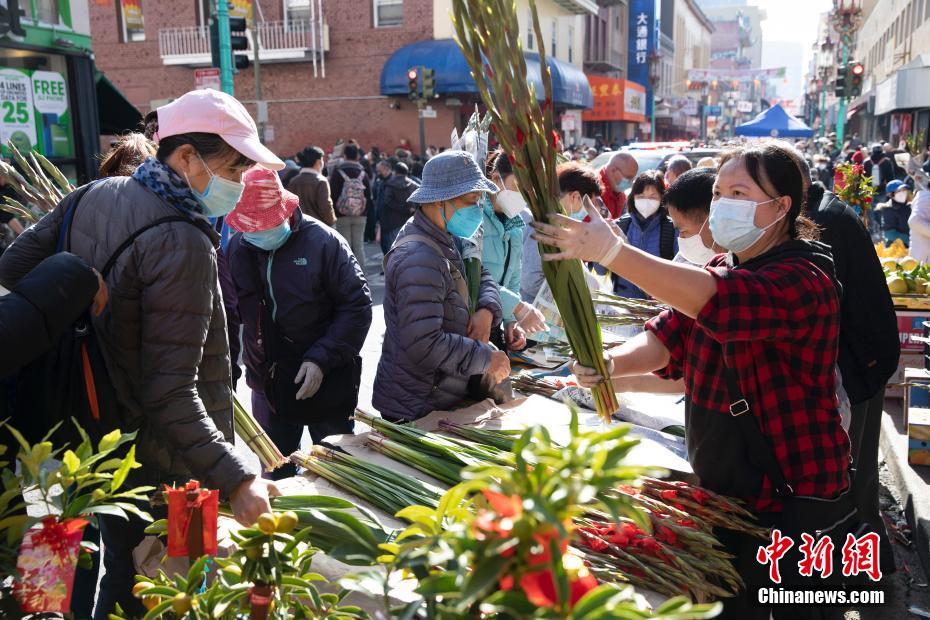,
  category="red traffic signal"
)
[407,67,420,100]
[851,63,864,76]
